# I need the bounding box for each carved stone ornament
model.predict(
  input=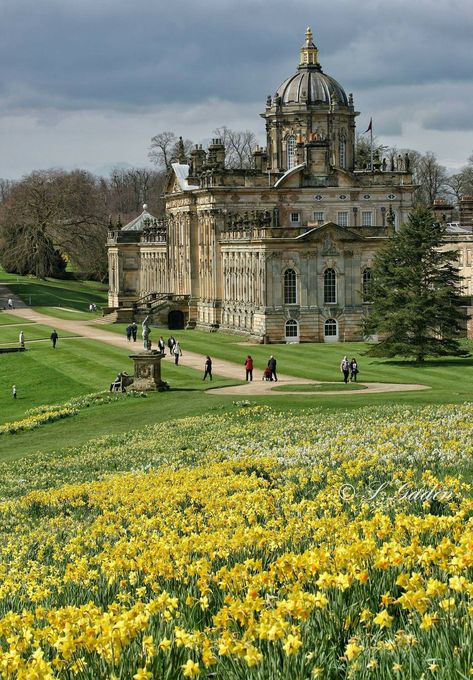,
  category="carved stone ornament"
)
[321,234,340,256]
